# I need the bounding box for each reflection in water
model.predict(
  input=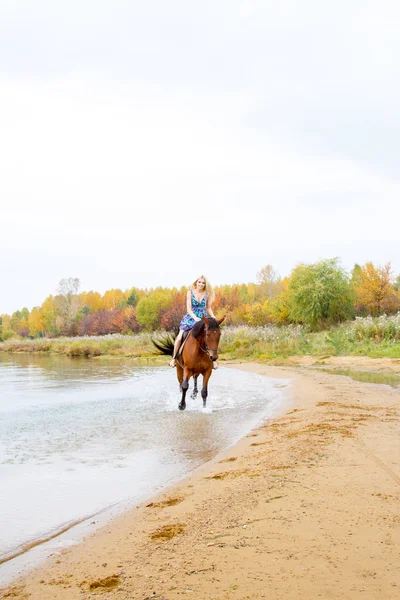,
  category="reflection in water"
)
[0,353,142,389]
[0,353,289,574]
[320,368,400,389]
